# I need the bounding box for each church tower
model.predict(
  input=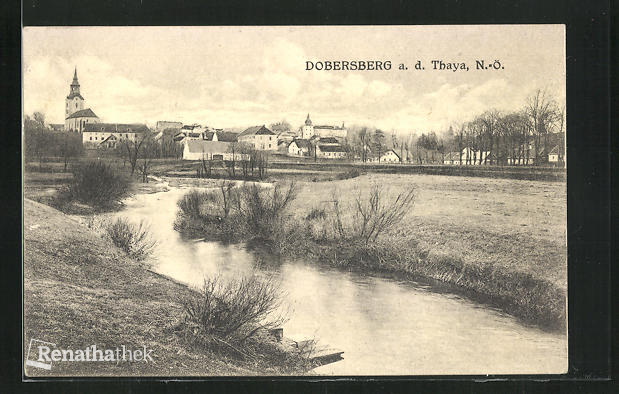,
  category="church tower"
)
[65,68,85,118]
[302,113,314,139]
